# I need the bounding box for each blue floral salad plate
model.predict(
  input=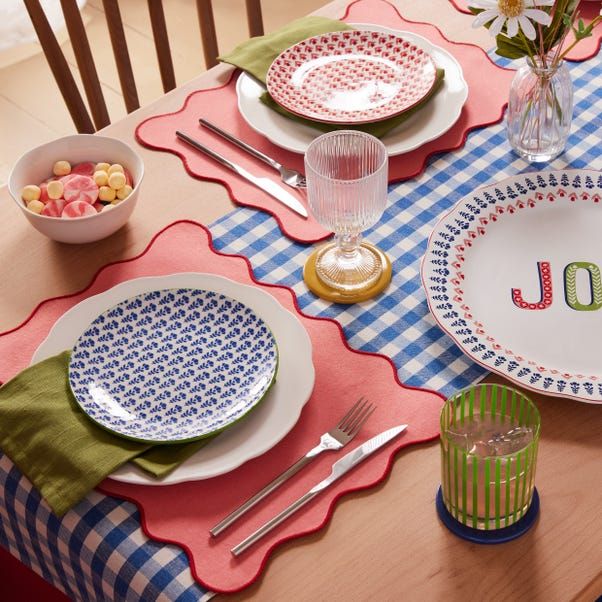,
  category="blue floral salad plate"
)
[68,288,279,443]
